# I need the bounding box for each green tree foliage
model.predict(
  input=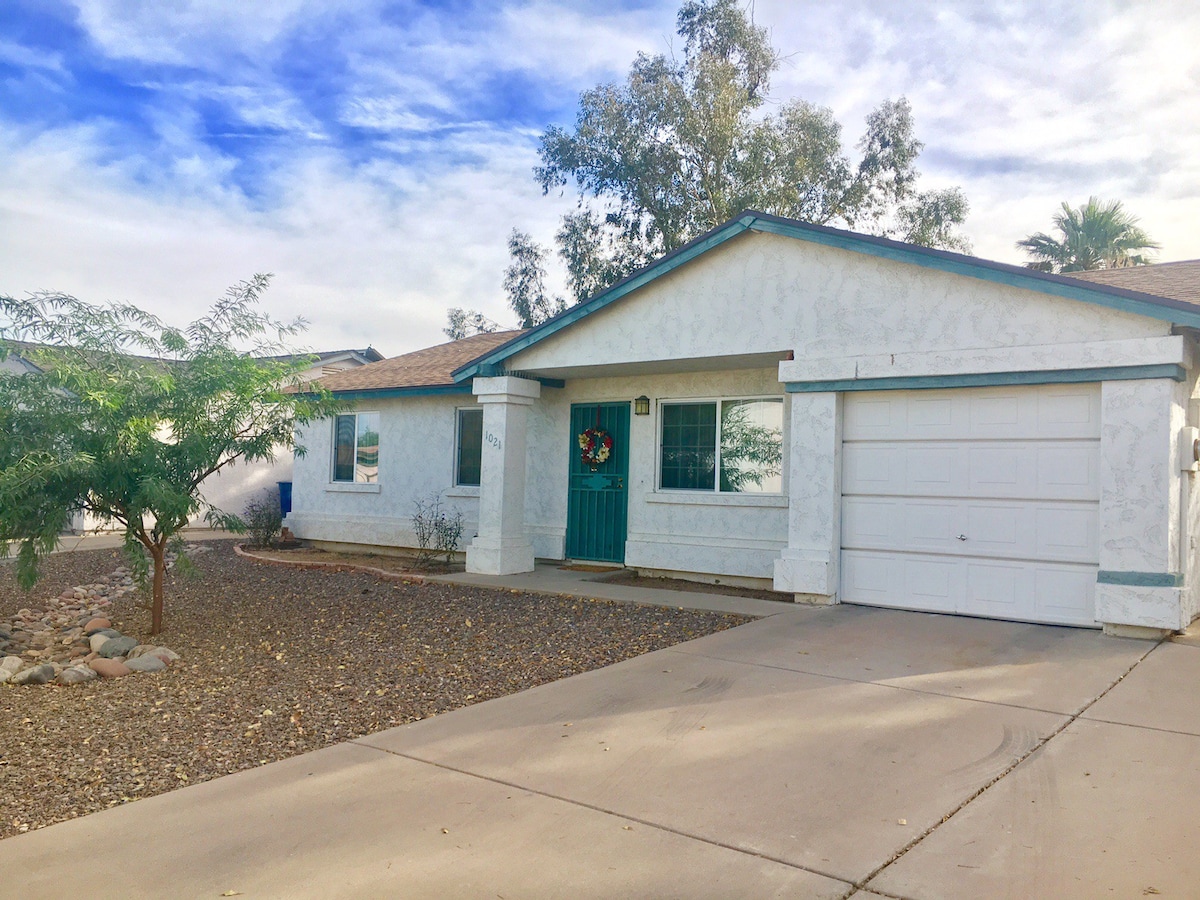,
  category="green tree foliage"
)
[0,276,342,634]
[1016,197,1160,272]
[534,0,972,304]
[502,229,566,328]
[443,307,501,341]
[446,0,971,337]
